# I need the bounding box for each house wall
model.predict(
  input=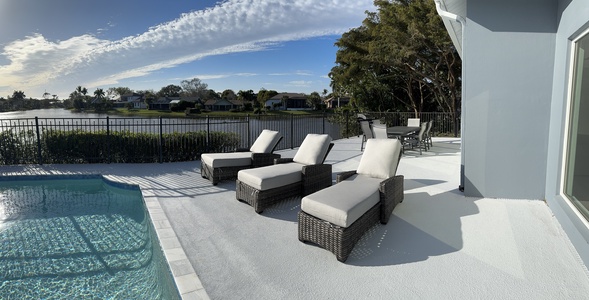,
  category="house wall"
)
[462,0,556,198]
[545,0,589,268]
